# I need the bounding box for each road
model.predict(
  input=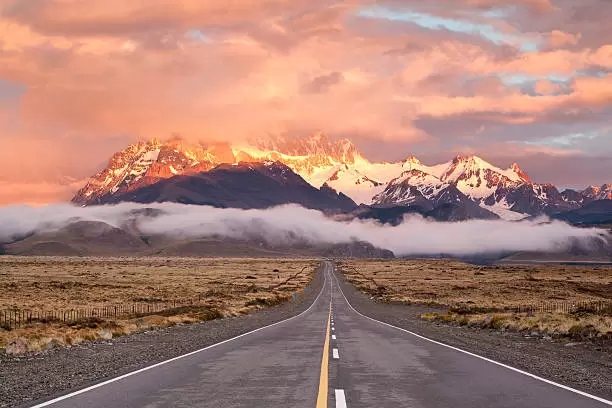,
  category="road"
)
[27,262,611,408]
